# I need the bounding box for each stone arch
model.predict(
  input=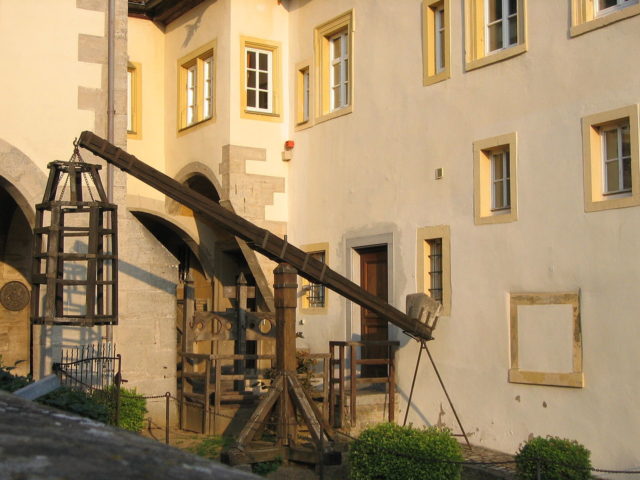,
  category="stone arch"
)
[166,162,223,214]
[0,139,48,228]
